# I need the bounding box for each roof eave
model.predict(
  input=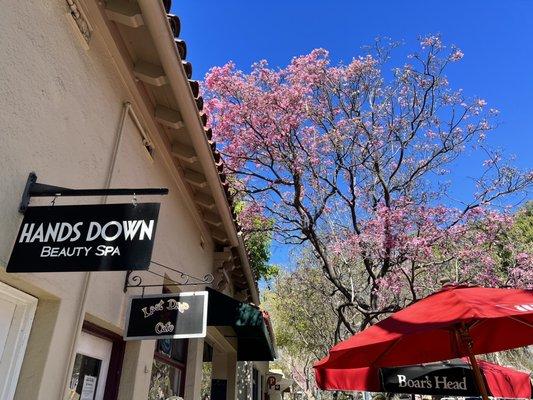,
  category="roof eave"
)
[136,0,259,304]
